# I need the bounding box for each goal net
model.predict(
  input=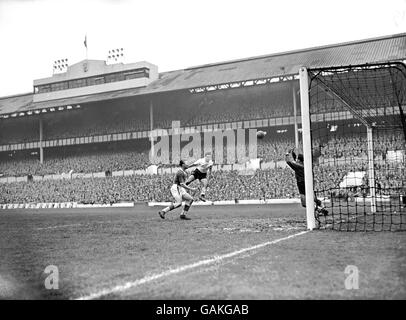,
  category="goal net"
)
[299,62,406,231]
